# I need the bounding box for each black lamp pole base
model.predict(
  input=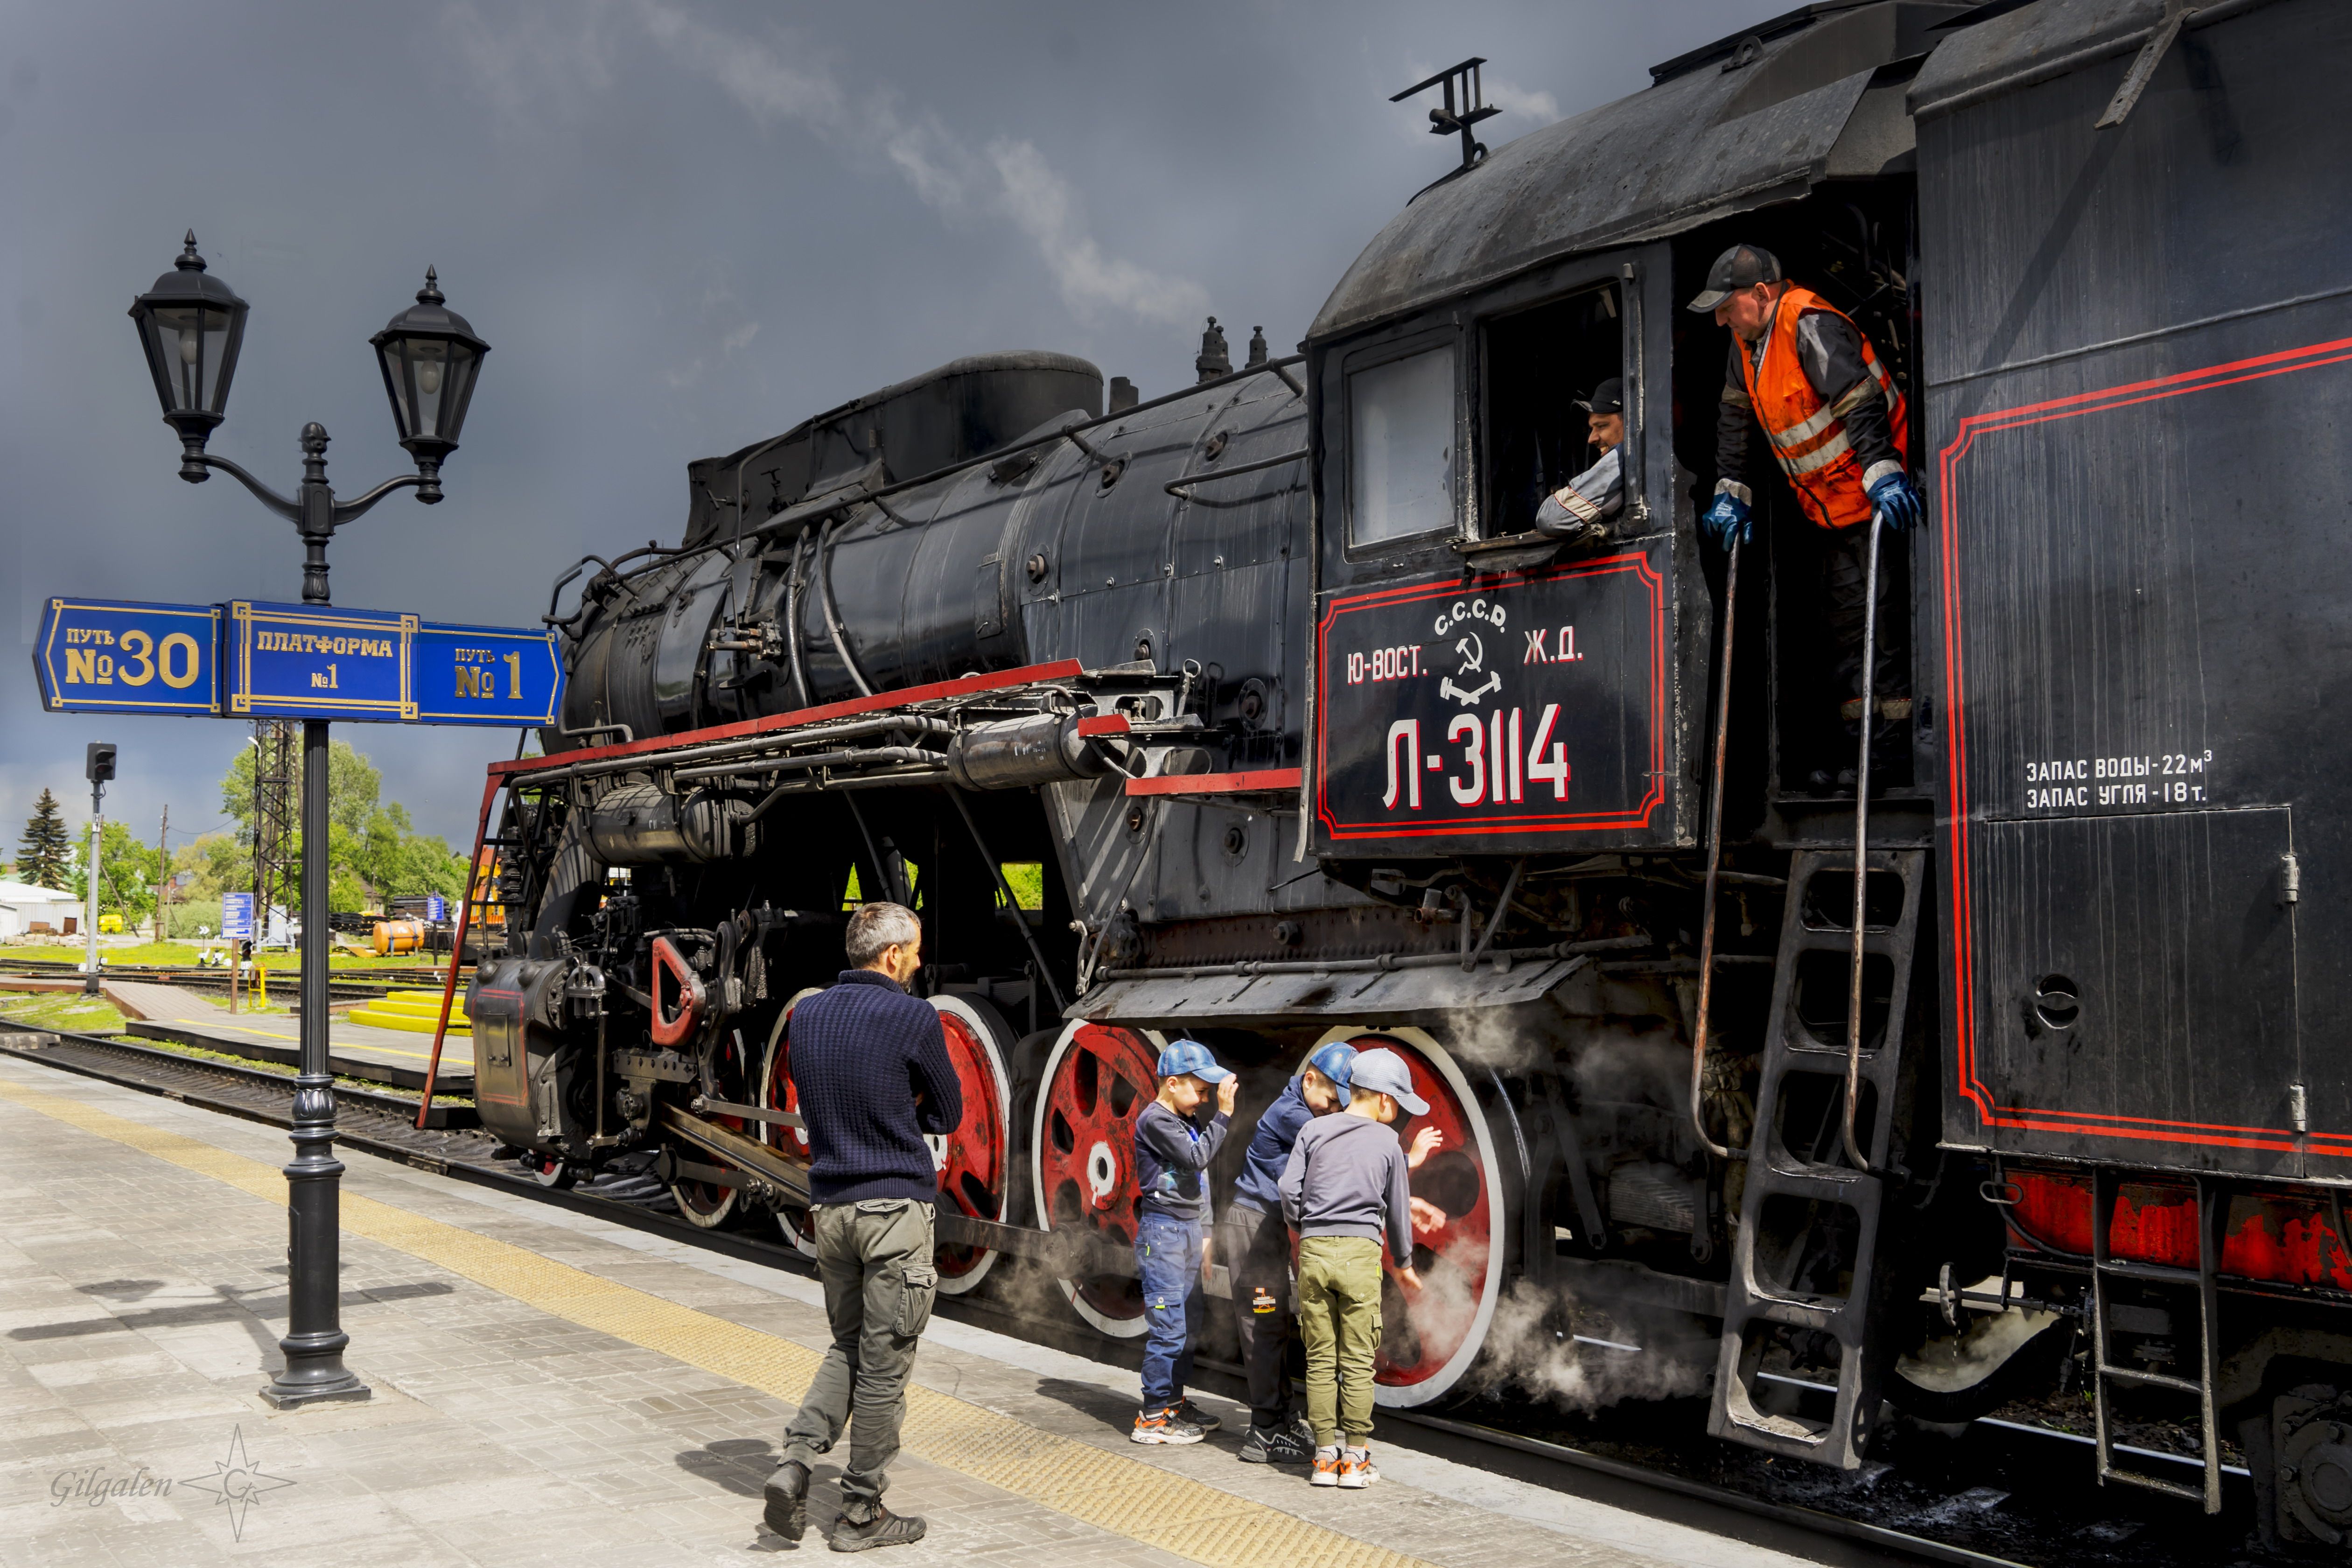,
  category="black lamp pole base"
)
[262,717,371,1413]
[260,1367,371,1409]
